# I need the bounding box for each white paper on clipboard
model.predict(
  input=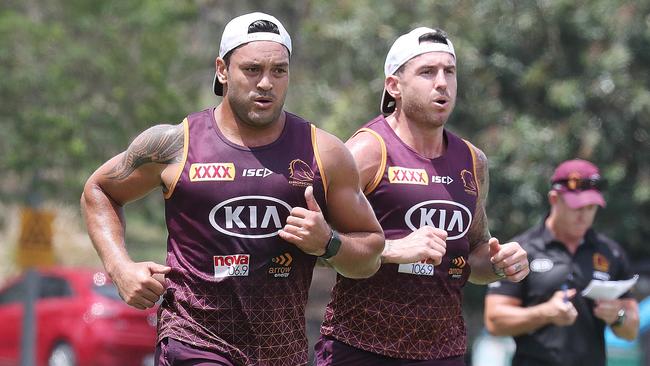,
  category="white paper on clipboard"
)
[581,274,639,300]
